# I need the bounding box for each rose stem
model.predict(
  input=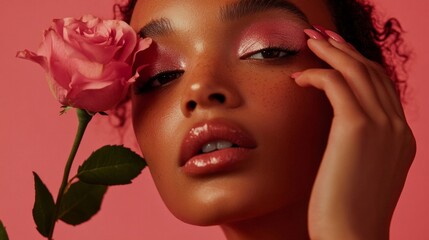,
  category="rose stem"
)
[47,108,92,240]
